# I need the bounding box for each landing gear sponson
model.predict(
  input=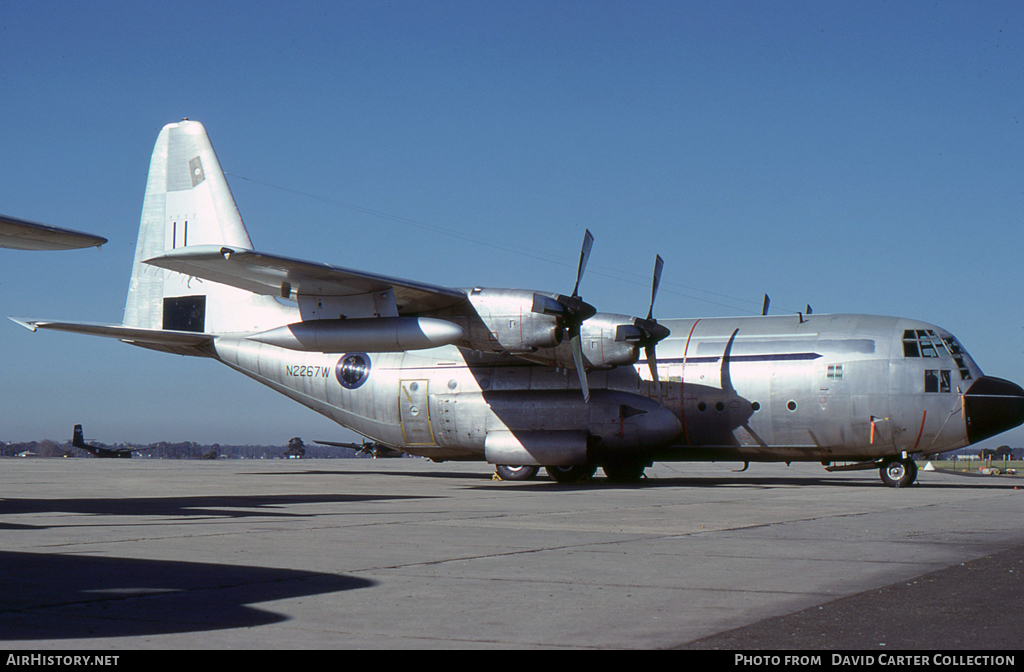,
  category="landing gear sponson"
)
[495,462,650,484]
[499,457,925,487]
